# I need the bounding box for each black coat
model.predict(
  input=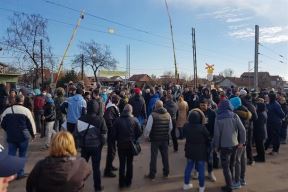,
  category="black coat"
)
[203,108,216,137]
[128,94,147,119]
[183,123,209,161]
[112,112,142,149]
[164,100,178,120]
[254,111,267,140]
[103,105,120,129]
